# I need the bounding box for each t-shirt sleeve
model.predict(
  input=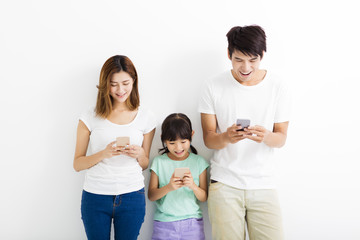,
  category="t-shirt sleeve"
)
[150,156,160,175]
[274,81,292,123]
[143,109,157,134]
[197,155,210,175]
[79,108,95,132]
[198,80,215,114]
